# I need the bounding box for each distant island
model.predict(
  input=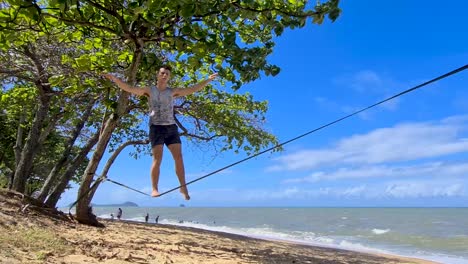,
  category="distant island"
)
[92,201,139,207]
